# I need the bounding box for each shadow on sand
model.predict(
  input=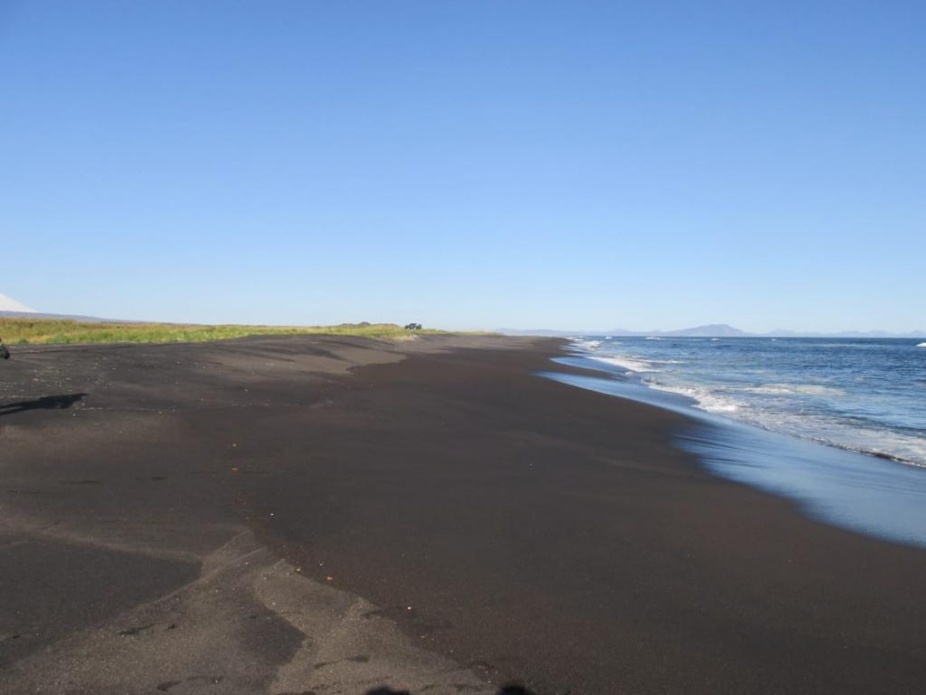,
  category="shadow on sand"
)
[0,393,87,417]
